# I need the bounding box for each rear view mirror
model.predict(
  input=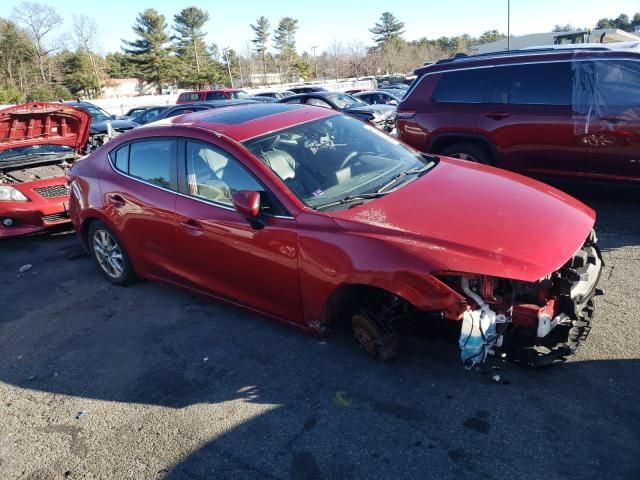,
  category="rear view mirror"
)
[231,190,264,229]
